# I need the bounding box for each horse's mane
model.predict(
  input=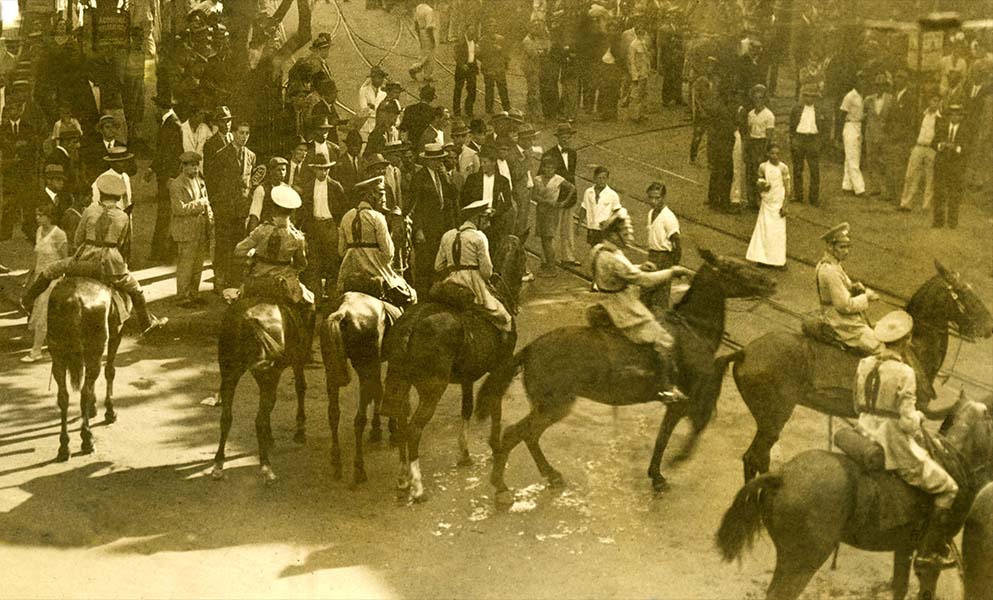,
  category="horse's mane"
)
[904,274,945,320]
